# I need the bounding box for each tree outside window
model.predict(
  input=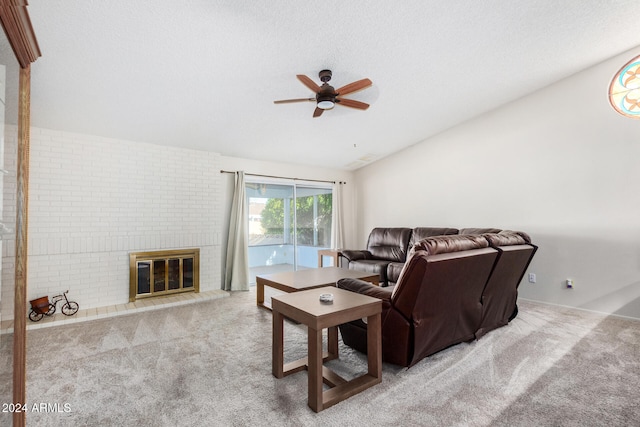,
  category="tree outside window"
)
[261,193,332,247]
